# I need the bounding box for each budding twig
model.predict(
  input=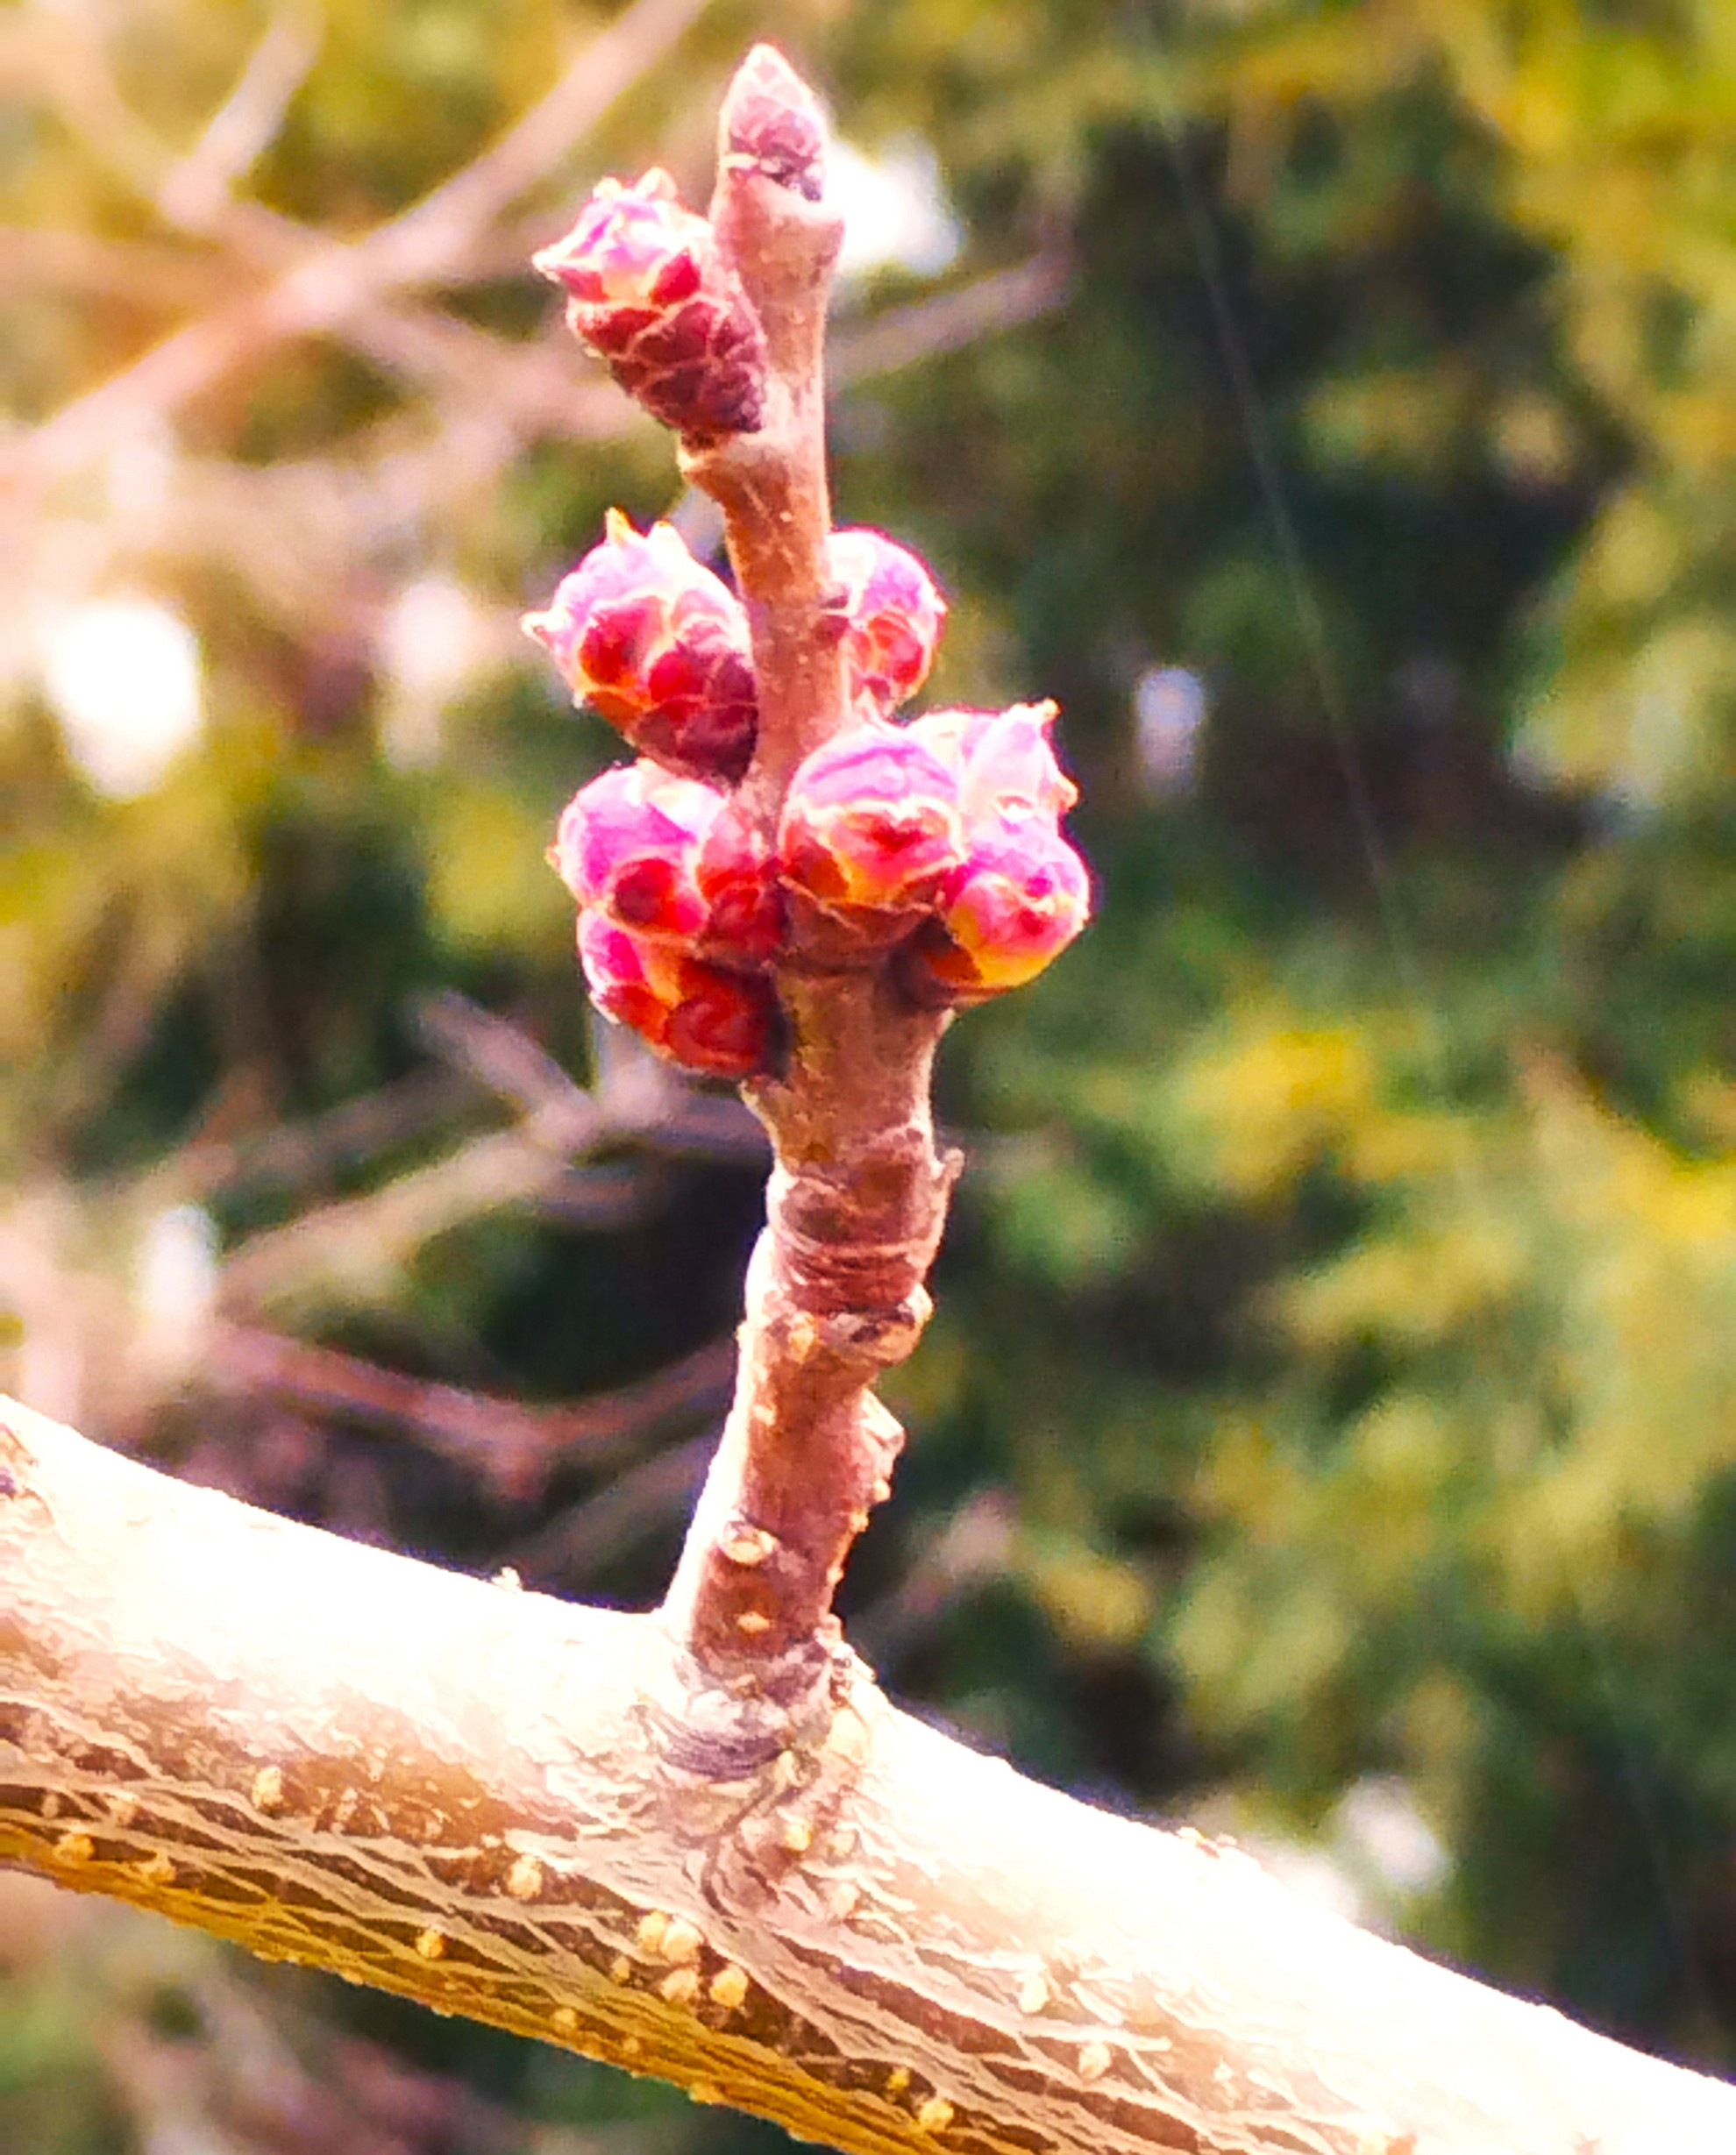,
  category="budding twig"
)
[530,44,1087,1712]
[656,48,955,1701]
